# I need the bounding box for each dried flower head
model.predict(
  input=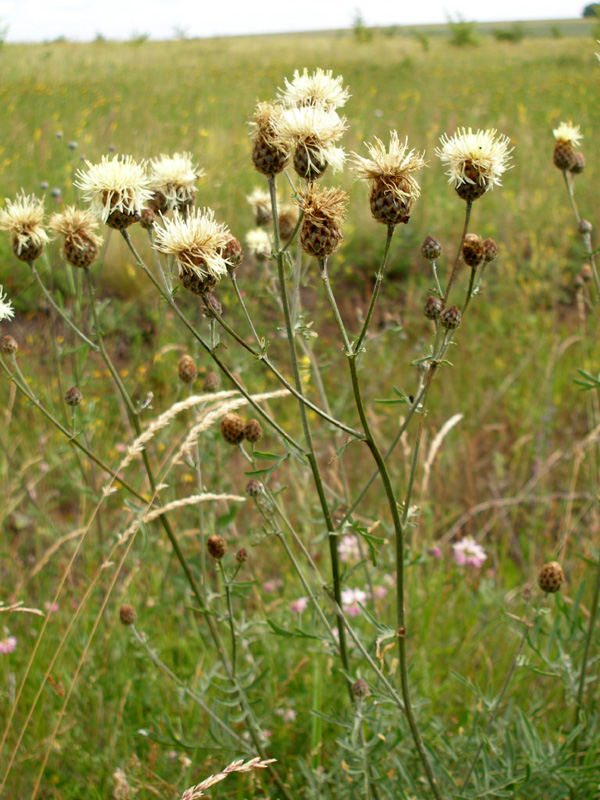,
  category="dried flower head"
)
[352,132,425,225]
[436,128,513,201]
[249,101,291,176]
[0,192,49,261]
[275,106,347,178]
[153,208,231,282]
[75,155,153,228]
[278,68,350,111]
[49,206,104,269]
[0,286,15,322]
[553,121,582,147]
[245,228,272,262]
[247,187,274,226]
[149,152,204,212]
[297,183,348,257]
